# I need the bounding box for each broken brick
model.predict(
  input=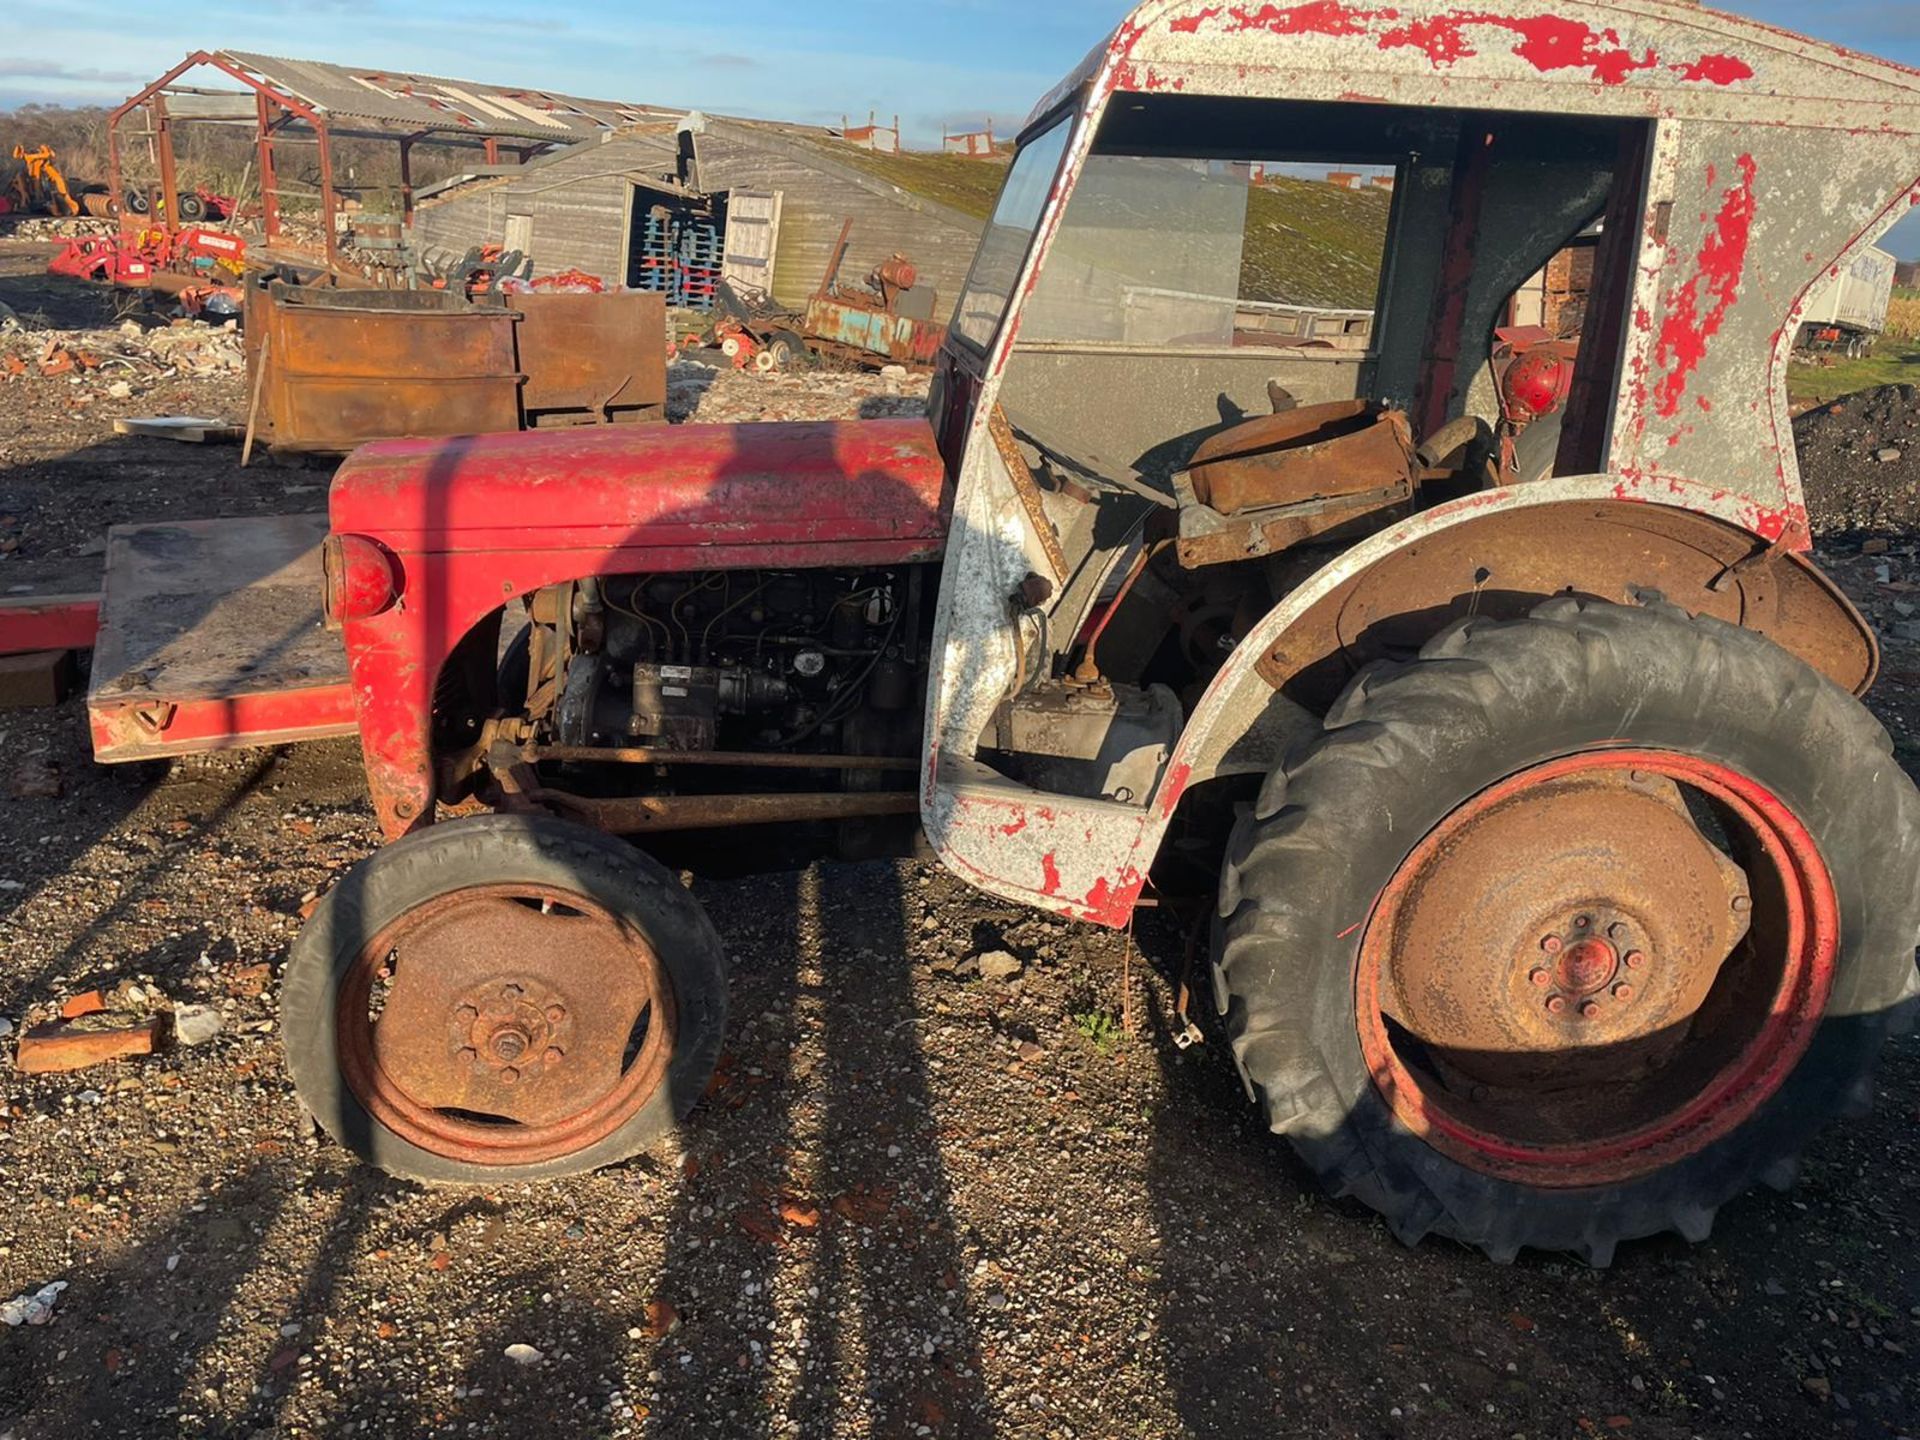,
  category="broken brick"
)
[13,1018,162,1074]
[38,351,74,378]
[59,990,107,1020]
